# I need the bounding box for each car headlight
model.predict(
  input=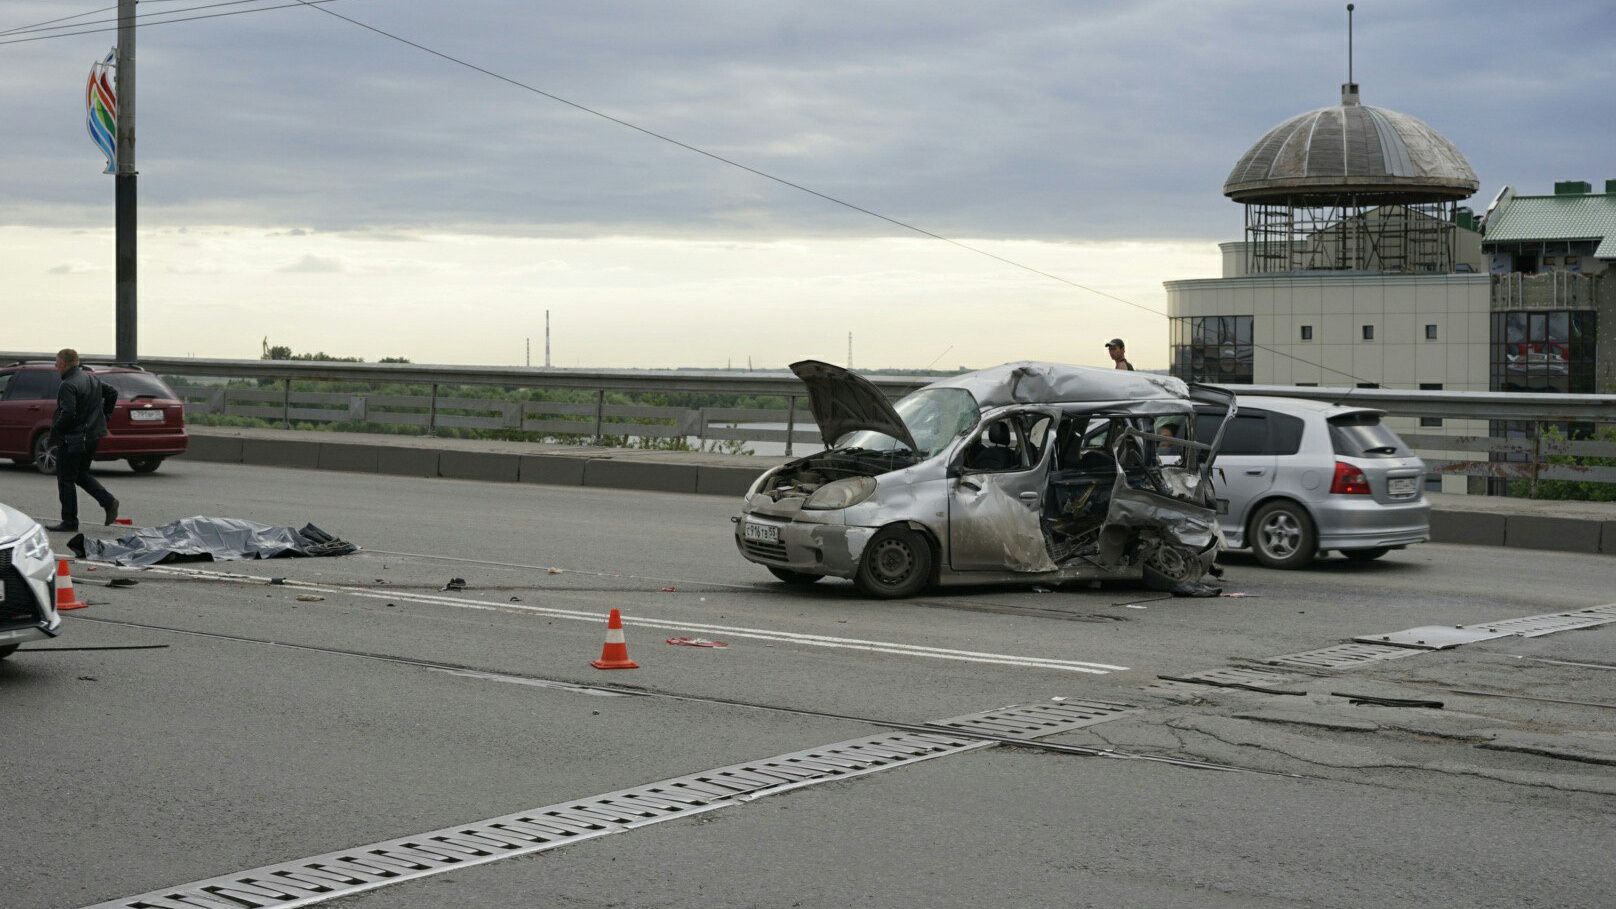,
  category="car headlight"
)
[803,476,877,510]
[18,524,51,563]
[745,466,780,500]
